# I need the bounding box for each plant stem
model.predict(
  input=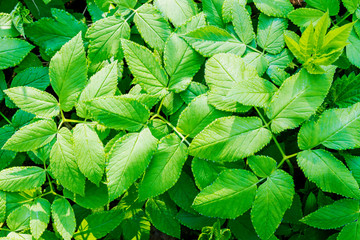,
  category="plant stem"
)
[0,111,12,125]
[154,114,191,146]
[335,12,352,27]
